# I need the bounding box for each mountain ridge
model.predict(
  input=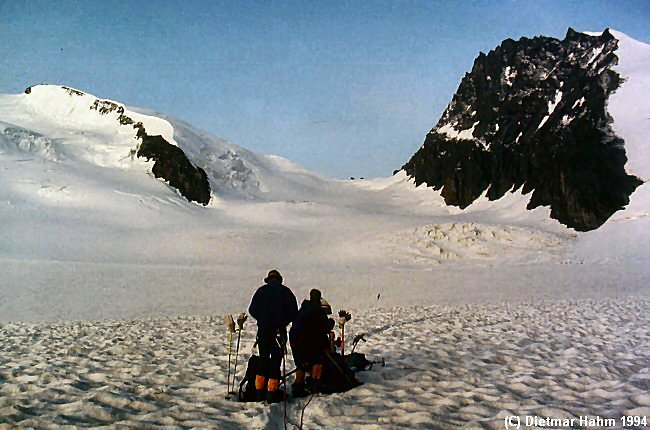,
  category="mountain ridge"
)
[1,28,648,231]
[0,31,648,325]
